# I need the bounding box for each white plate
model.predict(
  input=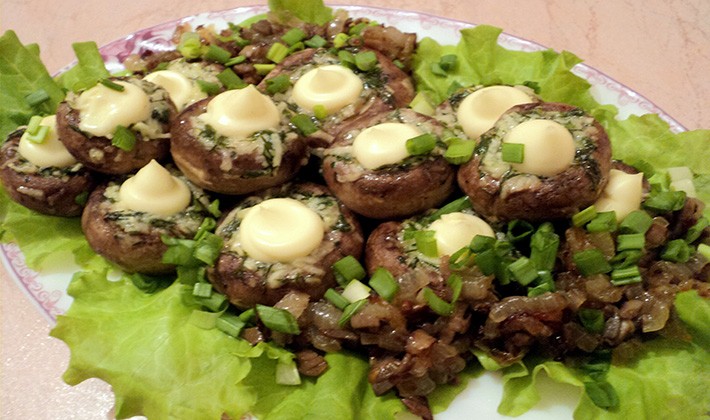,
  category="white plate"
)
[1,5,688,419]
